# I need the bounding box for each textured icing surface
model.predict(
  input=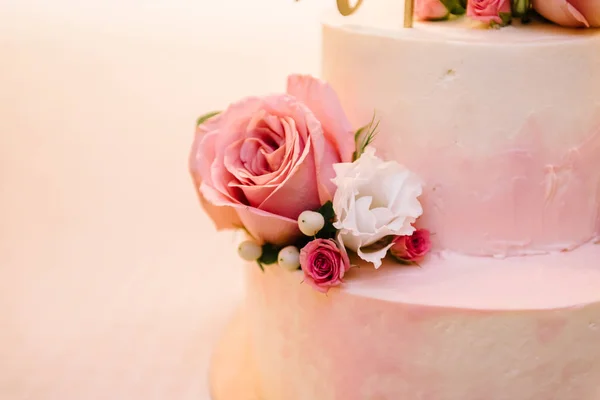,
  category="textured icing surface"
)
[244,247,600,400]
[322,21,600,256]
[343,243,600,309]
